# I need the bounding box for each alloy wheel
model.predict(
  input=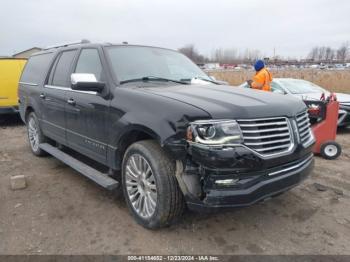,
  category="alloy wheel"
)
[125,154,157,218]
[28,117,39,152]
